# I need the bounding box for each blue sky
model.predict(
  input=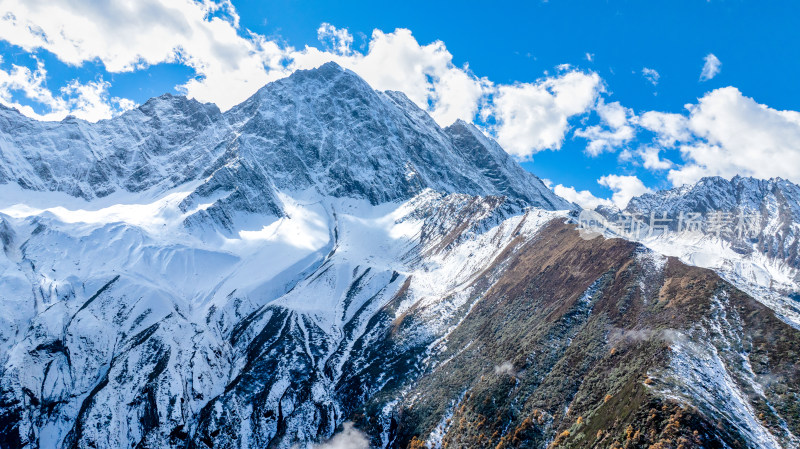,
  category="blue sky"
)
[1,0,799,208]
